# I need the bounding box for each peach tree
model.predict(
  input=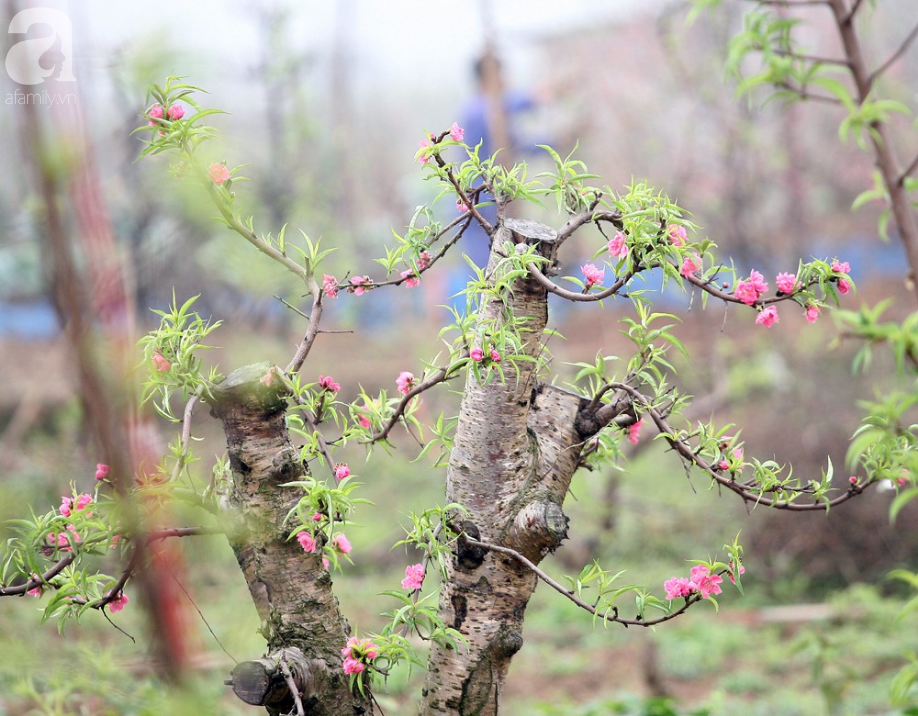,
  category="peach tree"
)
[4,0,918,713]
